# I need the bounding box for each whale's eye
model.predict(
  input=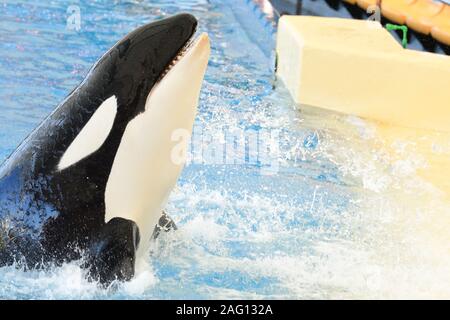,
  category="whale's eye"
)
[58,96,118,171]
